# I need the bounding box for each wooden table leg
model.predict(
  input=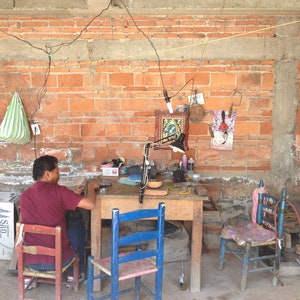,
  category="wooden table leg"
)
[190,200,203,292]
[91,201,102,291]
